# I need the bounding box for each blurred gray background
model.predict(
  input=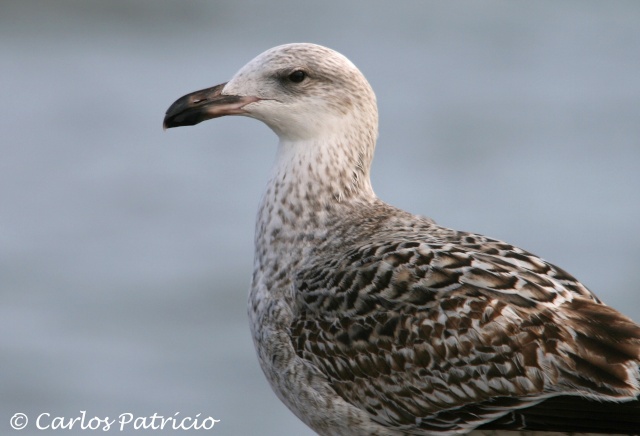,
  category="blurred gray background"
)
[2,1,639,435]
